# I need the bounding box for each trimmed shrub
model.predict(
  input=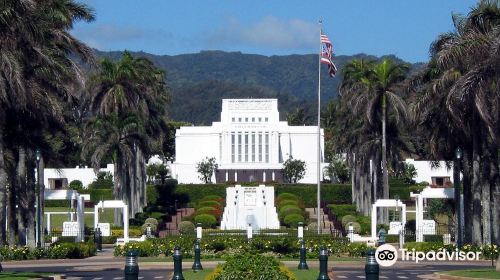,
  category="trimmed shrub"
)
[346,222,361,233]
[341,215,357,227]
[196,206,222,218]
[178,221,195,234]
[278,205,301,217]
[144,218,158,226]
[278,199,299,208]
[278,207,303,219]
[198,200,222,209]
[69,180,83,191]
[194,214,217,228]
[307,222,317,230]
[206,253,295,280]
[276,193,299,202]
[45,200,71,207]
[201,195,224,203]
[283,214,305,227]
[141,223,157,234]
